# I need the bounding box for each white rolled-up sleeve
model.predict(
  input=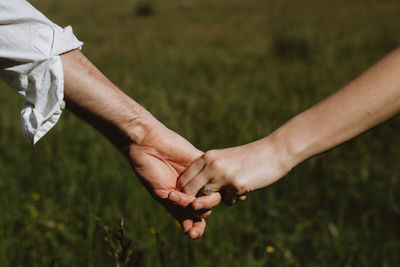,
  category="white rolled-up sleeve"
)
[0,0,83,144]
